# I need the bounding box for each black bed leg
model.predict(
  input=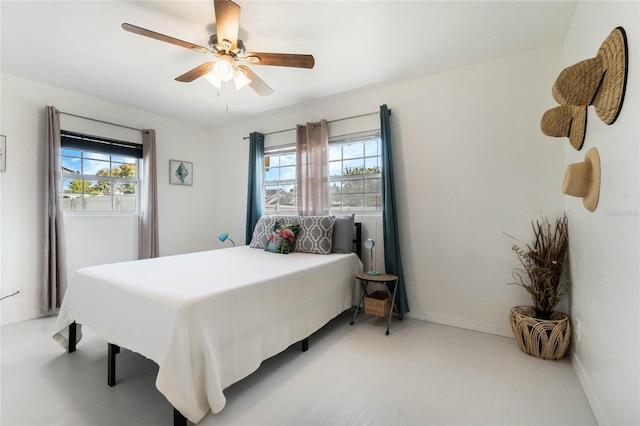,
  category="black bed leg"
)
[301,338,309,352]
[174,408,187,426]
[68,322,77,353]
[107,343,120,387]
